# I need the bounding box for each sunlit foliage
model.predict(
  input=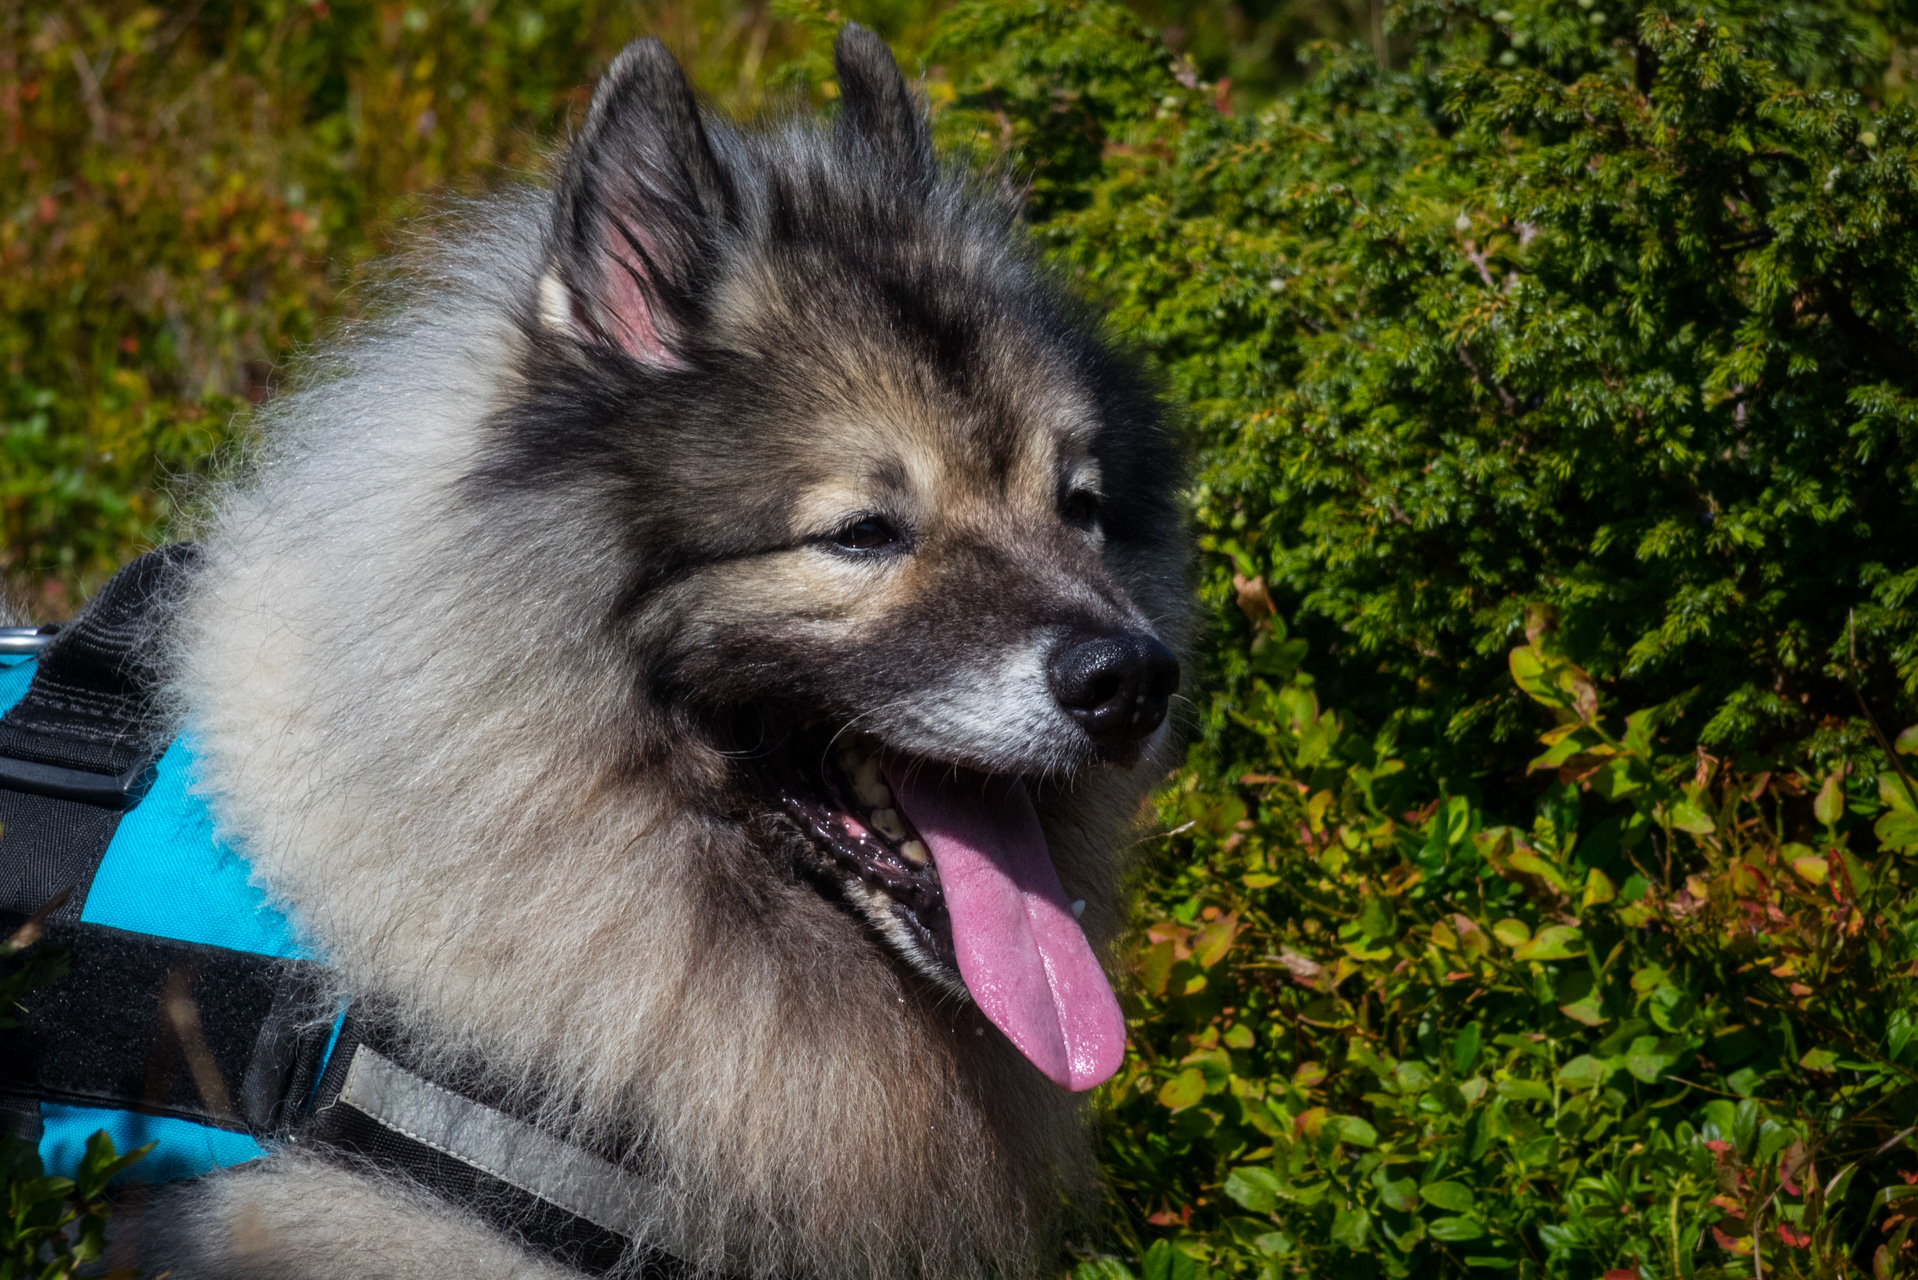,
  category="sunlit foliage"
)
[11,0,1918,1277]
[924,0,1918,1274]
